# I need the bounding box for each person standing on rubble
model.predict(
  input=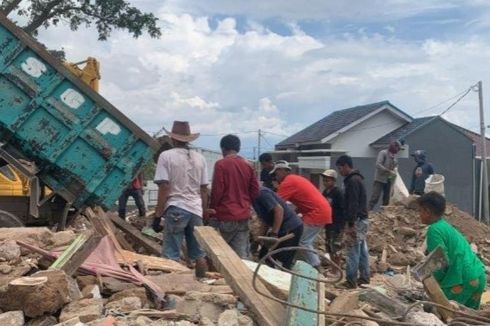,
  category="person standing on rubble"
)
[336,155,369,288]
[418,192,486,309]
[118,172,146,220]
[252,186,304,269]
[272,160,332,273]
[368,140,401,210]
[152,121,208,277]
[410,150,434,195]
[209,134,260,258]
[321,169,345,266]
